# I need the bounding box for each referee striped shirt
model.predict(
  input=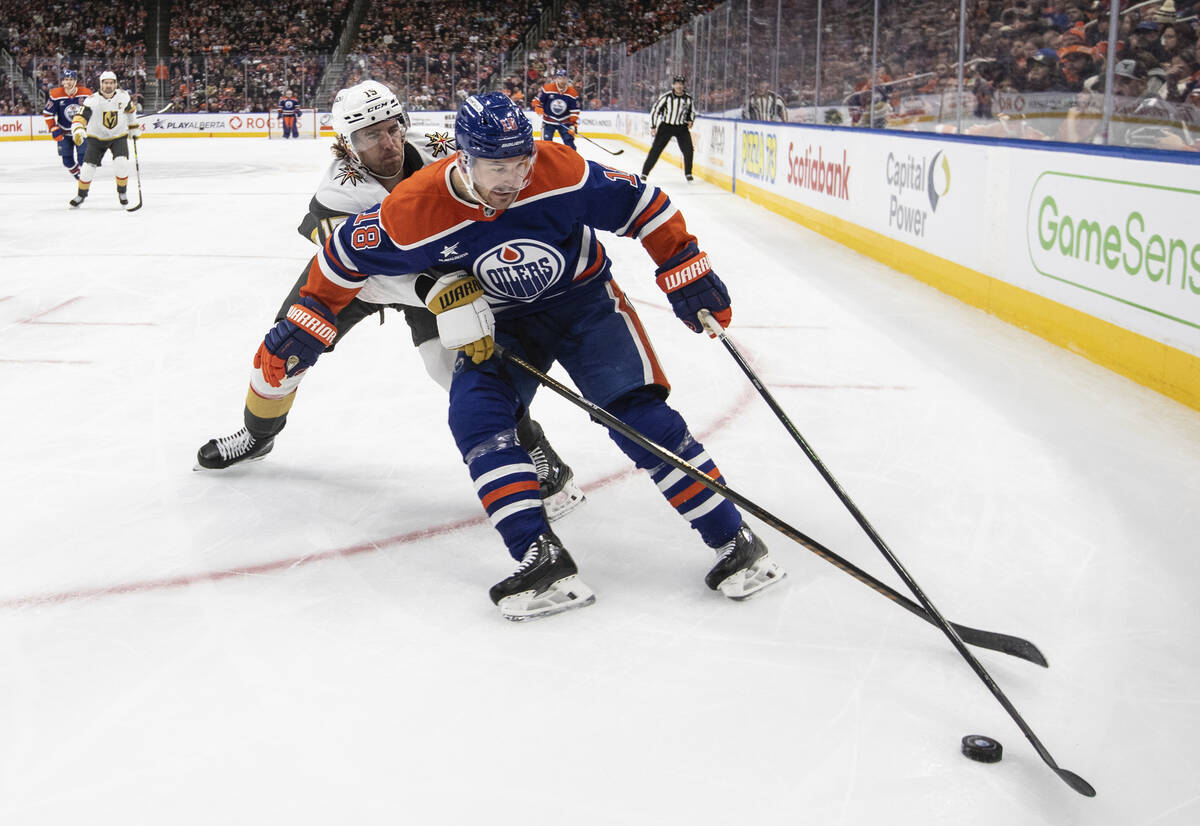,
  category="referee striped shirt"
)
[650,91,695,127]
